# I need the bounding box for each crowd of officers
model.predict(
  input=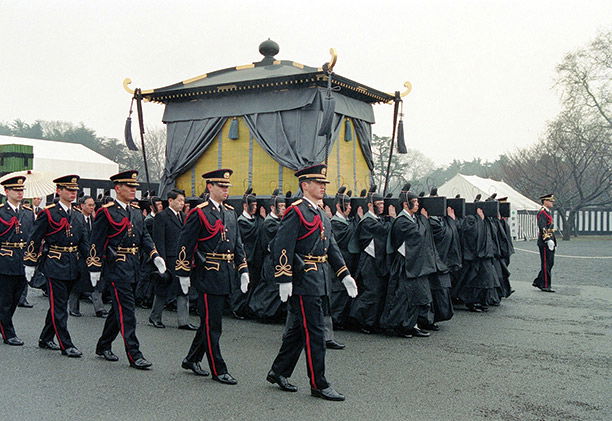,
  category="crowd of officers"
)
[1,164,533,402]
